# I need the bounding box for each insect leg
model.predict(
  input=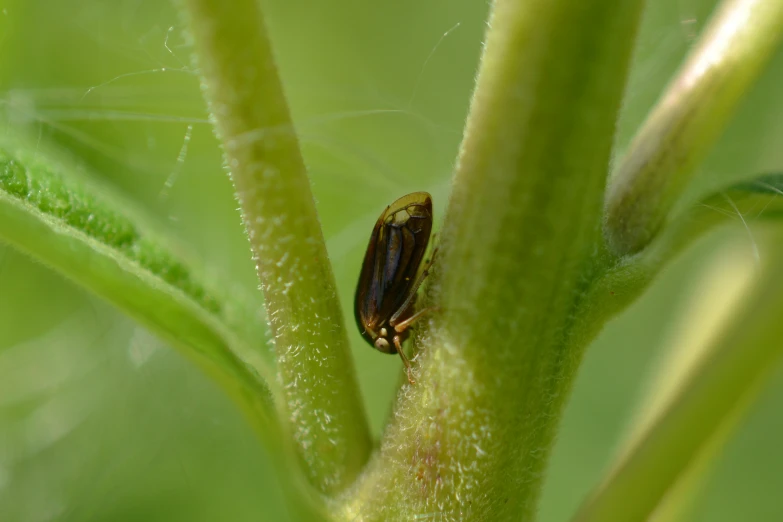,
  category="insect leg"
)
[393,335,415,385]
[392,306,439,333]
